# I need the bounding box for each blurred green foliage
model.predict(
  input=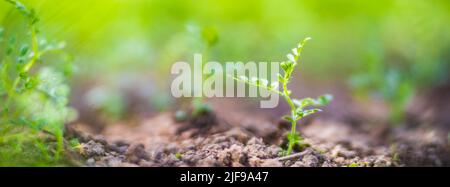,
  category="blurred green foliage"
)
[1,0,450,165]
[0,0,74,166]
[1,0,447,86]
[1,0,446,78]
